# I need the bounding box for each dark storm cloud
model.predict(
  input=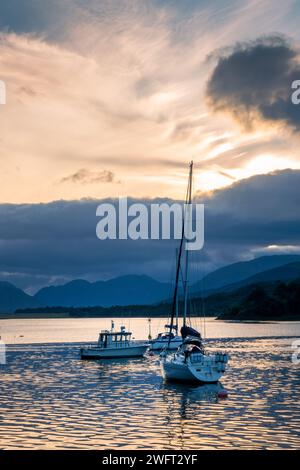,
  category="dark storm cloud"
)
[0,197,182,292]
[200,171,300,251]
[207,36,300,131]
[0,170,300,292]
